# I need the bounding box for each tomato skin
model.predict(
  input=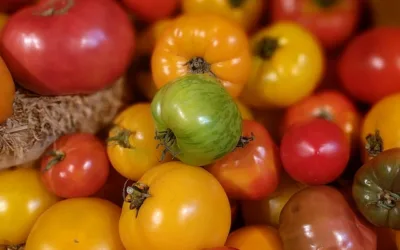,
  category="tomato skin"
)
[181,0,264,31]
[235,100,254,120]
[338,27,400,104]
[0,166,59,245]
[280,119,350,185]
[204,248,238,250]
[0,0,135,96]
[122,0,178,22]
[119,161,231,250]
[0,55,15,124]
[151,14,251,98]
[136,18,174,56]
[0,0,35,13]
[225,225,283,250]
[279,186,377,250]
[271,0,359,49]
[206,120,280,200]
[25,197,124,250]
[240,22,324,108]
